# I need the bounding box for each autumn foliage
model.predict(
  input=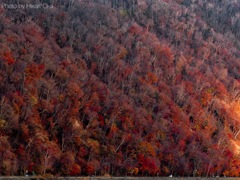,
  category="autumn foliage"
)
[0,0,240,177]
